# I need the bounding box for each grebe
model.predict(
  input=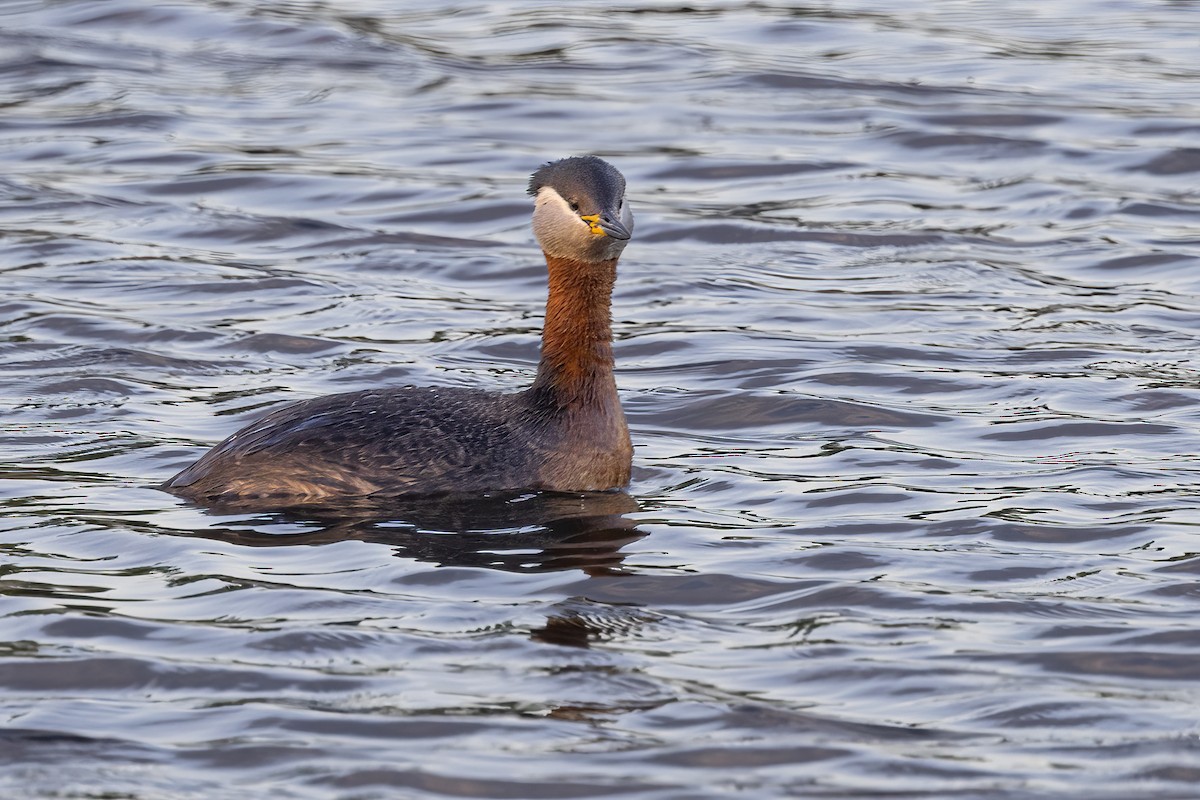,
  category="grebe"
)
[163,156,634,507]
